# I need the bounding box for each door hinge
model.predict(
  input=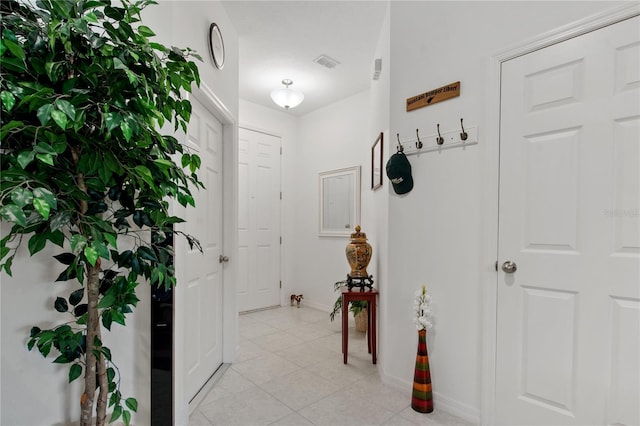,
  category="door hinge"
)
[495,260,498,271]
[280,146,283,155]
[279,281,282,289]
[280,191,282,200]
[280,236,282,244]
